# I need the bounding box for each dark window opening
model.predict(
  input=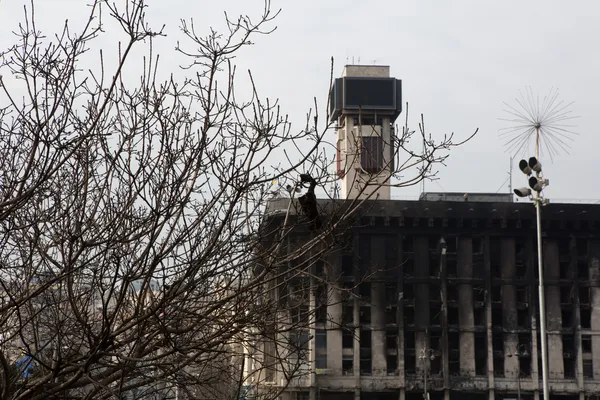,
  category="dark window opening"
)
[564,358,576,379]
[403,236,414,253]
[561,309,573,328]
[359,282,371,300]
[475,333,487,376]
[559,261,570,279]
[385,237,398,261]
[491,263,501,279]
[578,261,589,280]
[473,237,483,254]
[342,357,353,375]
[491,286,502,302]
[404,307,415,326]
[583,359,594,379]
[386,331,398,350]
[387,355,397,374]
[577,239,588,256]
[581,308,591,329]
[343,329,354,348]
[493,357,505,377]
[449,351,460,375]
[582,335,592,353]
[519,357,531,377]
[474,308,486,327]
[558,238,571,255]
[360,358,372,375]
[446,259,457,277]
[361,136,384,174]
[405,332,415,349]
[518,309,529,328]
[385,283,397,304]
[563,334,574,355]
[447,307,459,326]
[431,352,442,375]
[492,308,503,327]
[360,330,372,348]
[580,287,590,305]
[360,306,371,324]
[516,261,527,279]
[315,329,327,369]
[430,305,441,325]
[404,258,414,276]
[493,332,504,352]
[560,286,572,304]
[342,304,354,325]
[403,284,415,302]
[449,332,460,350]
[447,285,458,302]
[342,255,354,276]
[473,287,486,303]
[386,306,397,325]
[517,287,528,303]
[405,354,416,374]
[360,330,372,375]
[316,304,327,323]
